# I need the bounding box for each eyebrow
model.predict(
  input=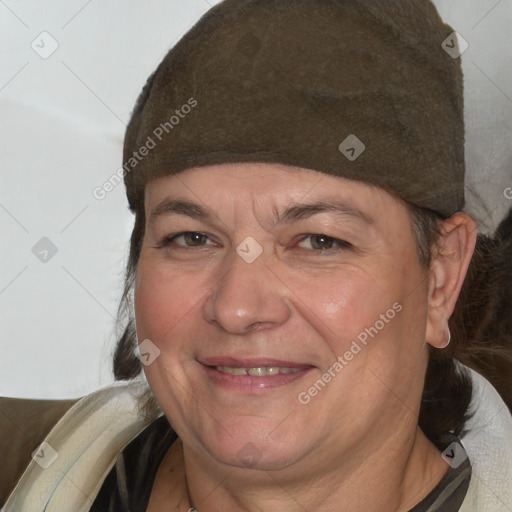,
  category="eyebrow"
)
[274,200,374,225]
[148,198,374,226]
[149,199,212,225]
